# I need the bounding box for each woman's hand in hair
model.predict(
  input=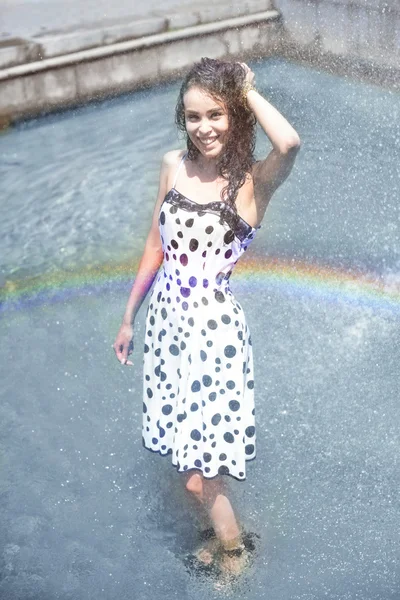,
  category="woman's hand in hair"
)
[239,62,255,86]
